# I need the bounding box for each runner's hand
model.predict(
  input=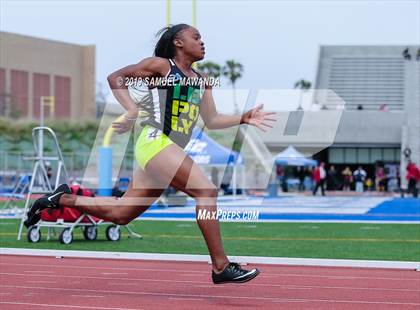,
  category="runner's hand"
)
[240,104,277,132]
[112,111,138,134]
